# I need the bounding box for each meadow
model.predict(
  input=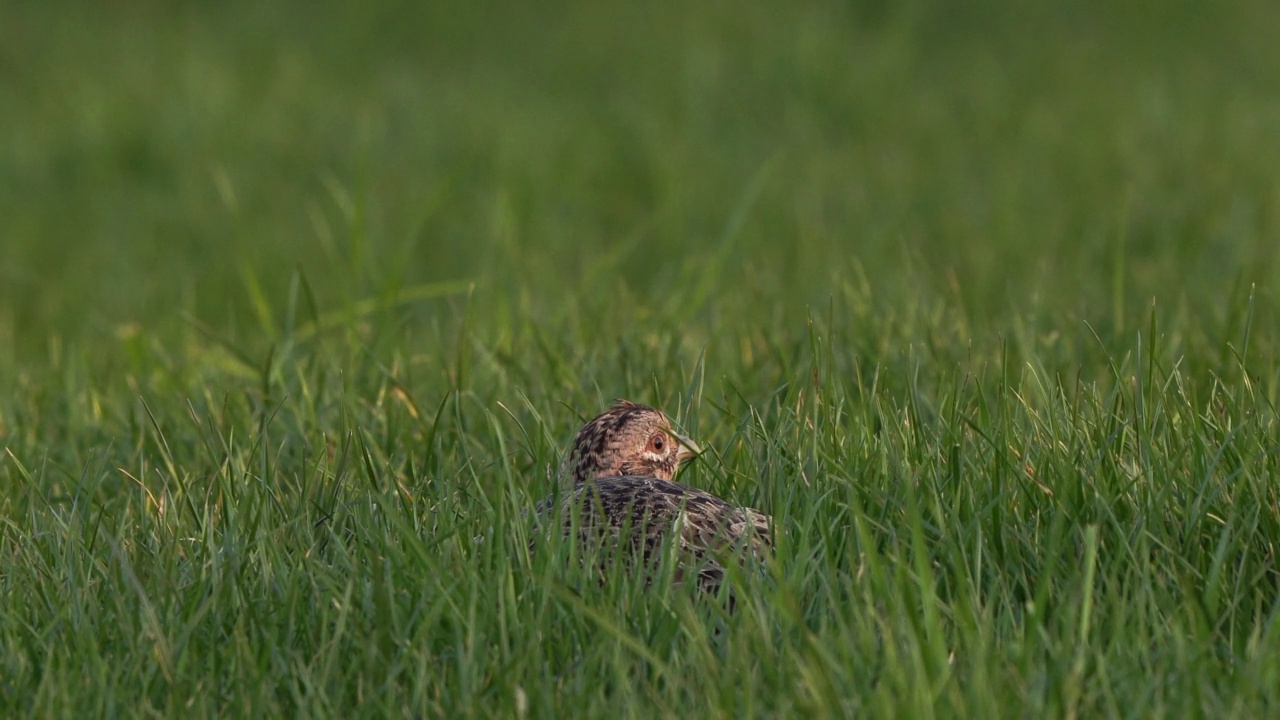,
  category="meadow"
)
[3,1,1280,716]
